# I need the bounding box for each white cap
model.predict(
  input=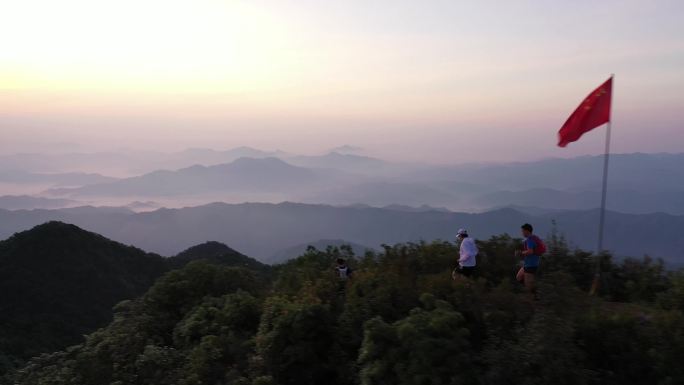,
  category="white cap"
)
[456,228,467,237]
